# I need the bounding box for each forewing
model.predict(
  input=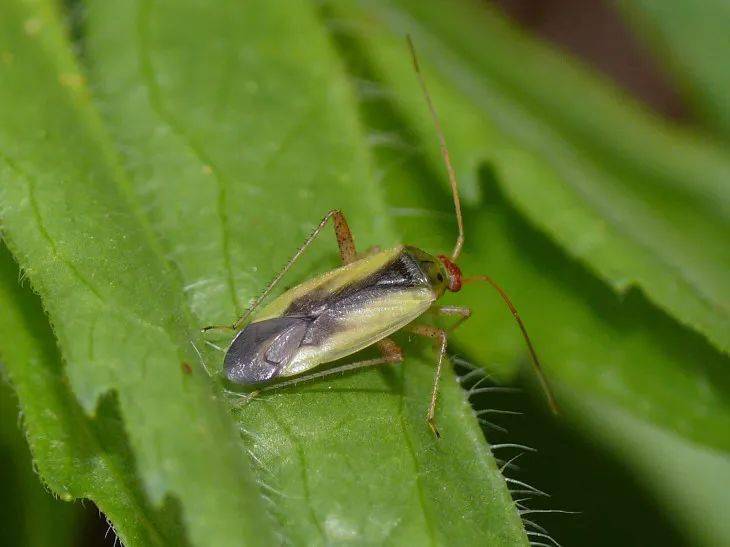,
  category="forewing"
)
[253,248,403,321]
[280,286,435,376]
[224,317,309,385]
